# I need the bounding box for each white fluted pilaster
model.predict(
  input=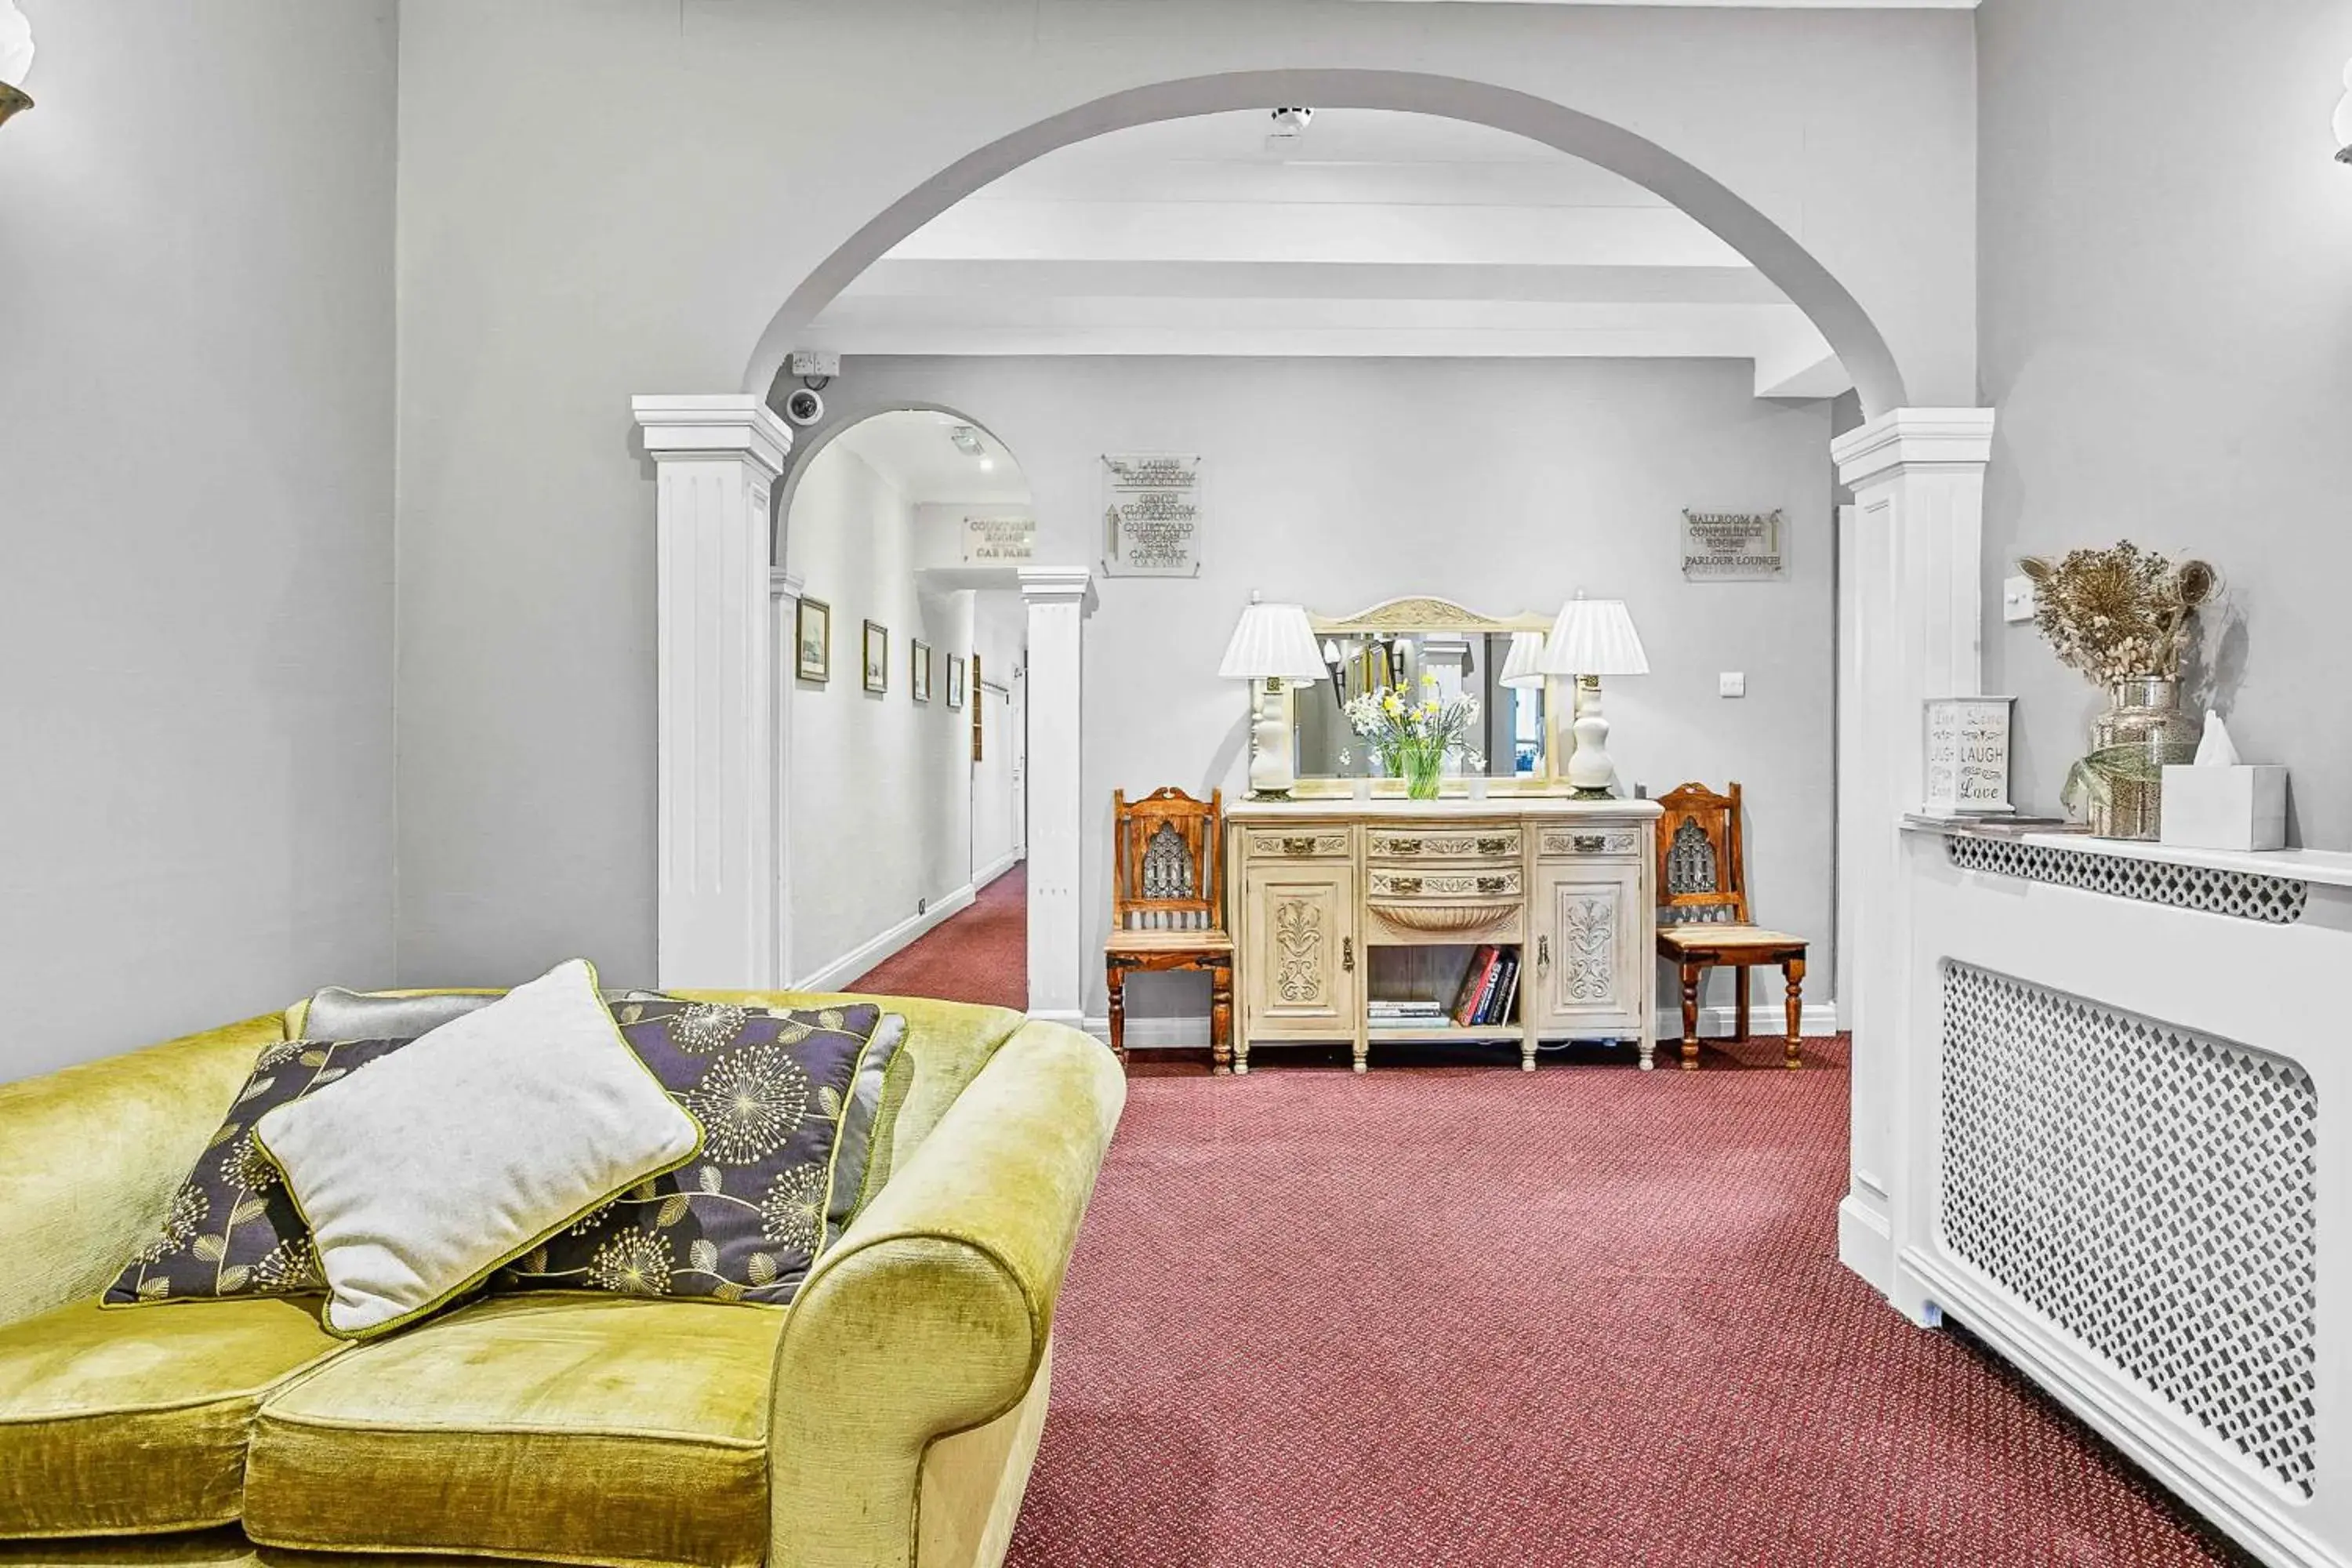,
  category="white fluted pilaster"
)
[635,394,792,990]
[1019,566,1095,1025]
